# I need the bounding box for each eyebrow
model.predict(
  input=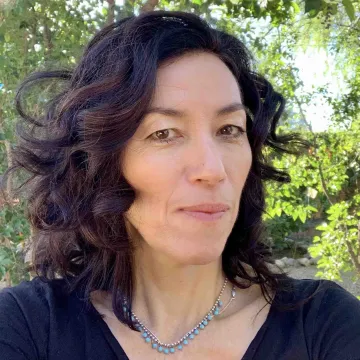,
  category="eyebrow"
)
[144,102,247,118]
